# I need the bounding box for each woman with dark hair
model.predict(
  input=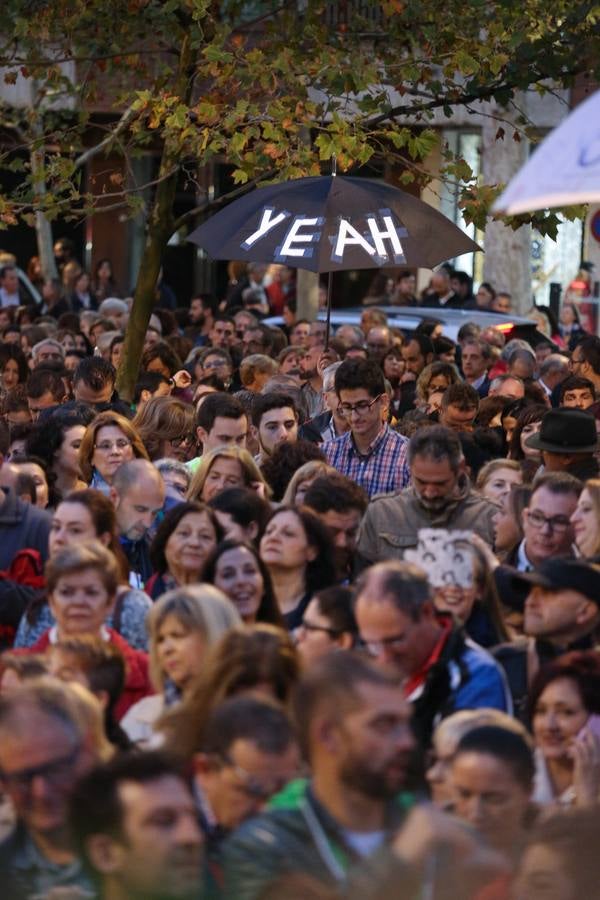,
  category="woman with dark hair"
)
[146,501,222,600]
[14,489,151,651]
[0,344,29,393]
[508,403,547,479]
[132,396,196,462]
[529,651,600,808]
[203,539,283,627]
[93,258,119,302]
[259,506,338,629]
[450,724,535,859]
[208,487,272,545]
[260,440,326,503]
[141,341,182,379]
[25,410,94,504]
